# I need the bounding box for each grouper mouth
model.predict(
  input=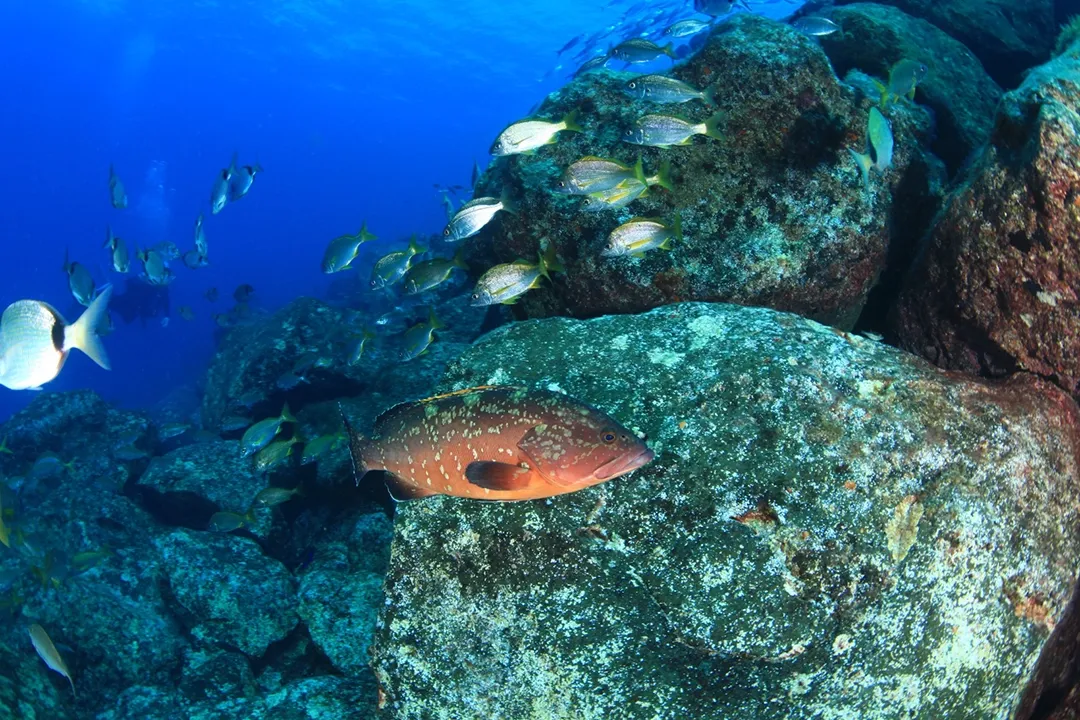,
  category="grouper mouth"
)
[593,446,656,481]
